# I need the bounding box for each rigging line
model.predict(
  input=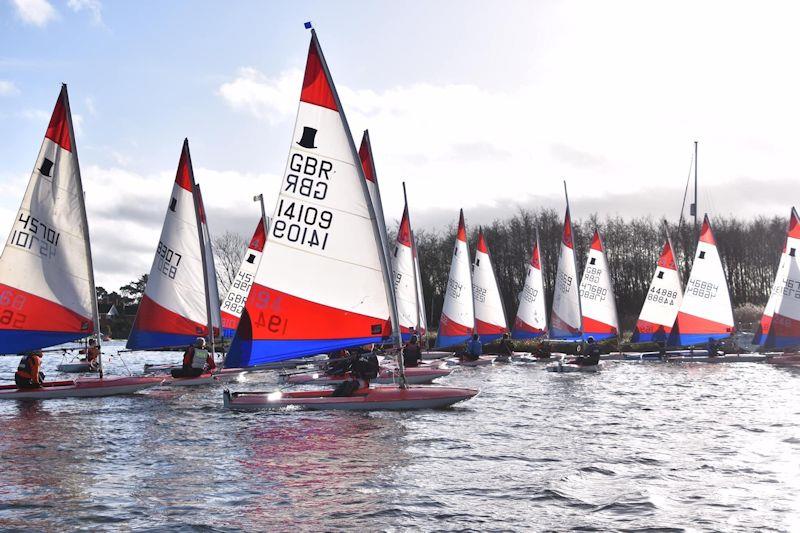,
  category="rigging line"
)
[678,151,694,226]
